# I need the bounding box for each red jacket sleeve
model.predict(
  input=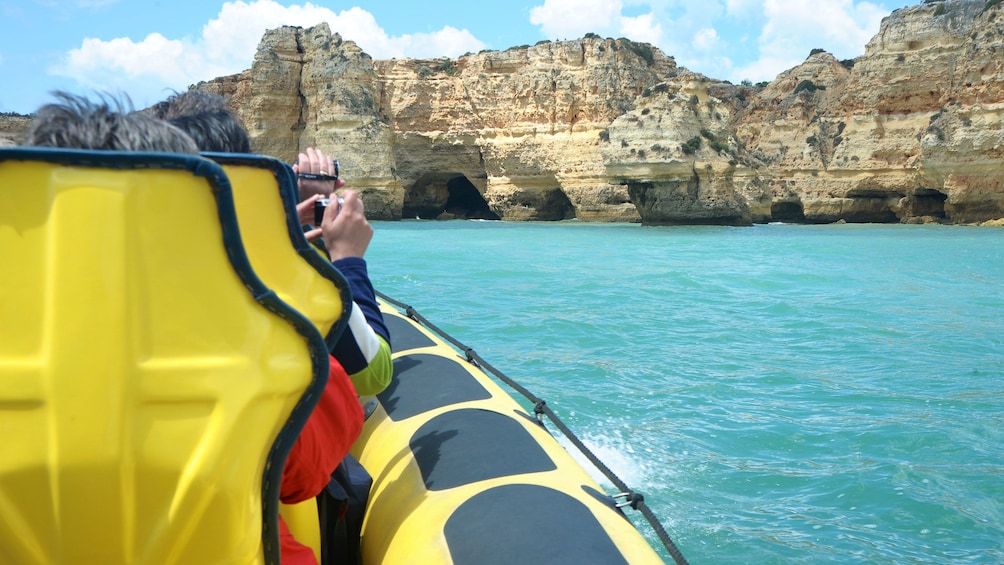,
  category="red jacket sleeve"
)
[280,354,363,504]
